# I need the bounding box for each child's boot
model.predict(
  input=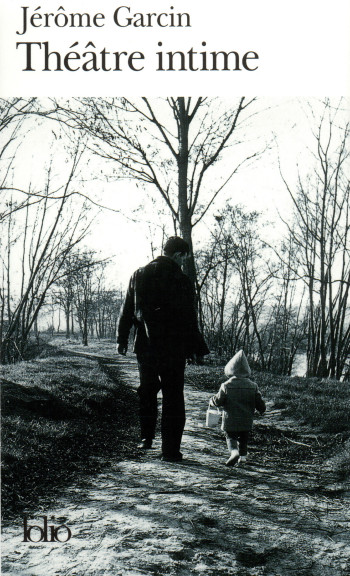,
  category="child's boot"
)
[225,437,240,466]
